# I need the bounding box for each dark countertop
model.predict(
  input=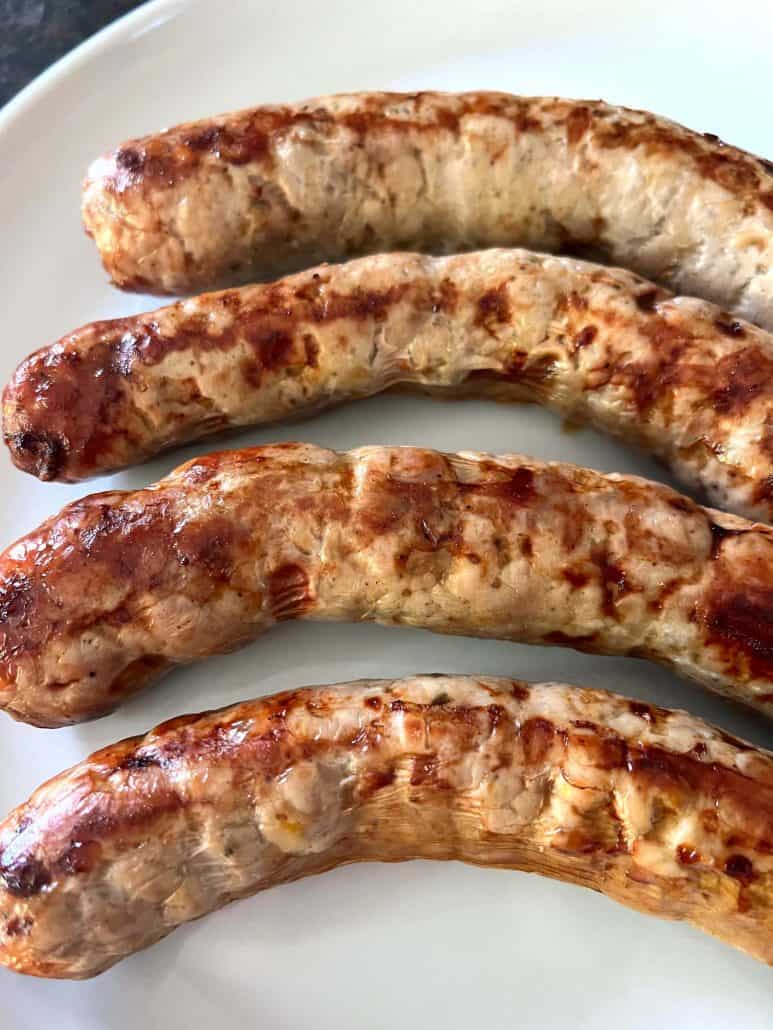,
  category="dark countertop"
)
[0,0,145,107]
